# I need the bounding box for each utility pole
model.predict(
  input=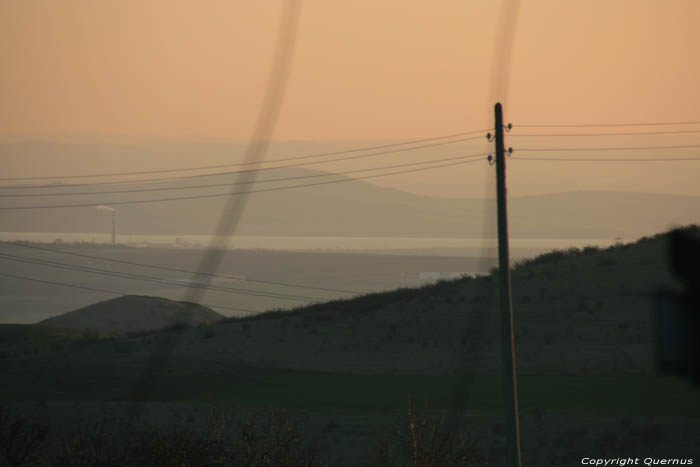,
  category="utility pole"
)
[493,102,522,467]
